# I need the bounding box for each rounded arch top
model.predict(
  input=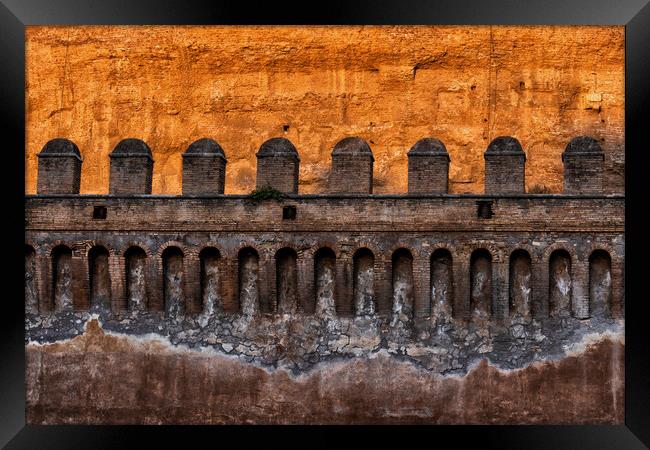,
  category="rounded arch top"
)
[121,241,152,258]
